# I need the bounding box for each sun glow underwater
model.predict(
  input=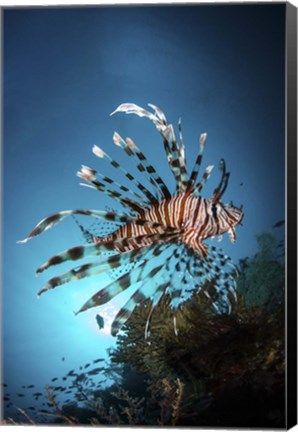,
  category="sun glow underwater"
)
[19,103,244,339]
